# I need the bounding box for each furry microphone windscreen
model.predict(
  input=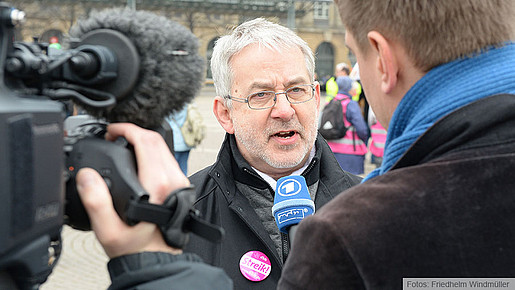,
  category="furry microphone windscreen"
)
[69,8,205,128]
